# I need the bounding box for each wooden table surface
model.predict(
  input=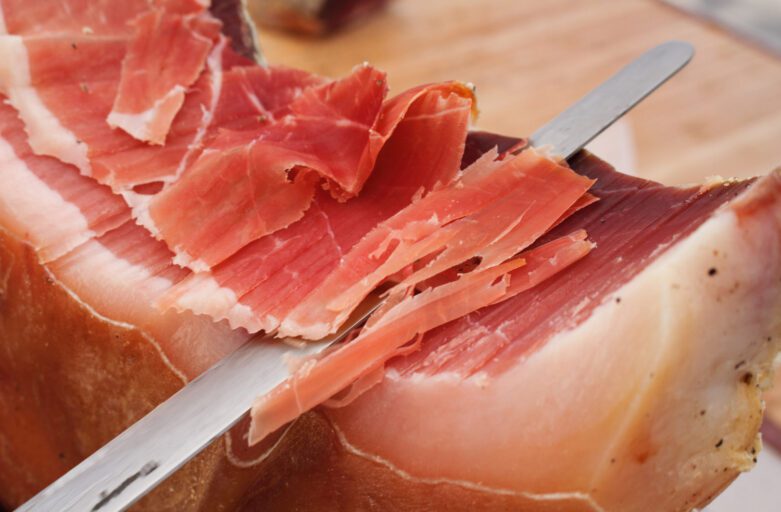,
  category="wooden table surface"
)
[255,0,781,185]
